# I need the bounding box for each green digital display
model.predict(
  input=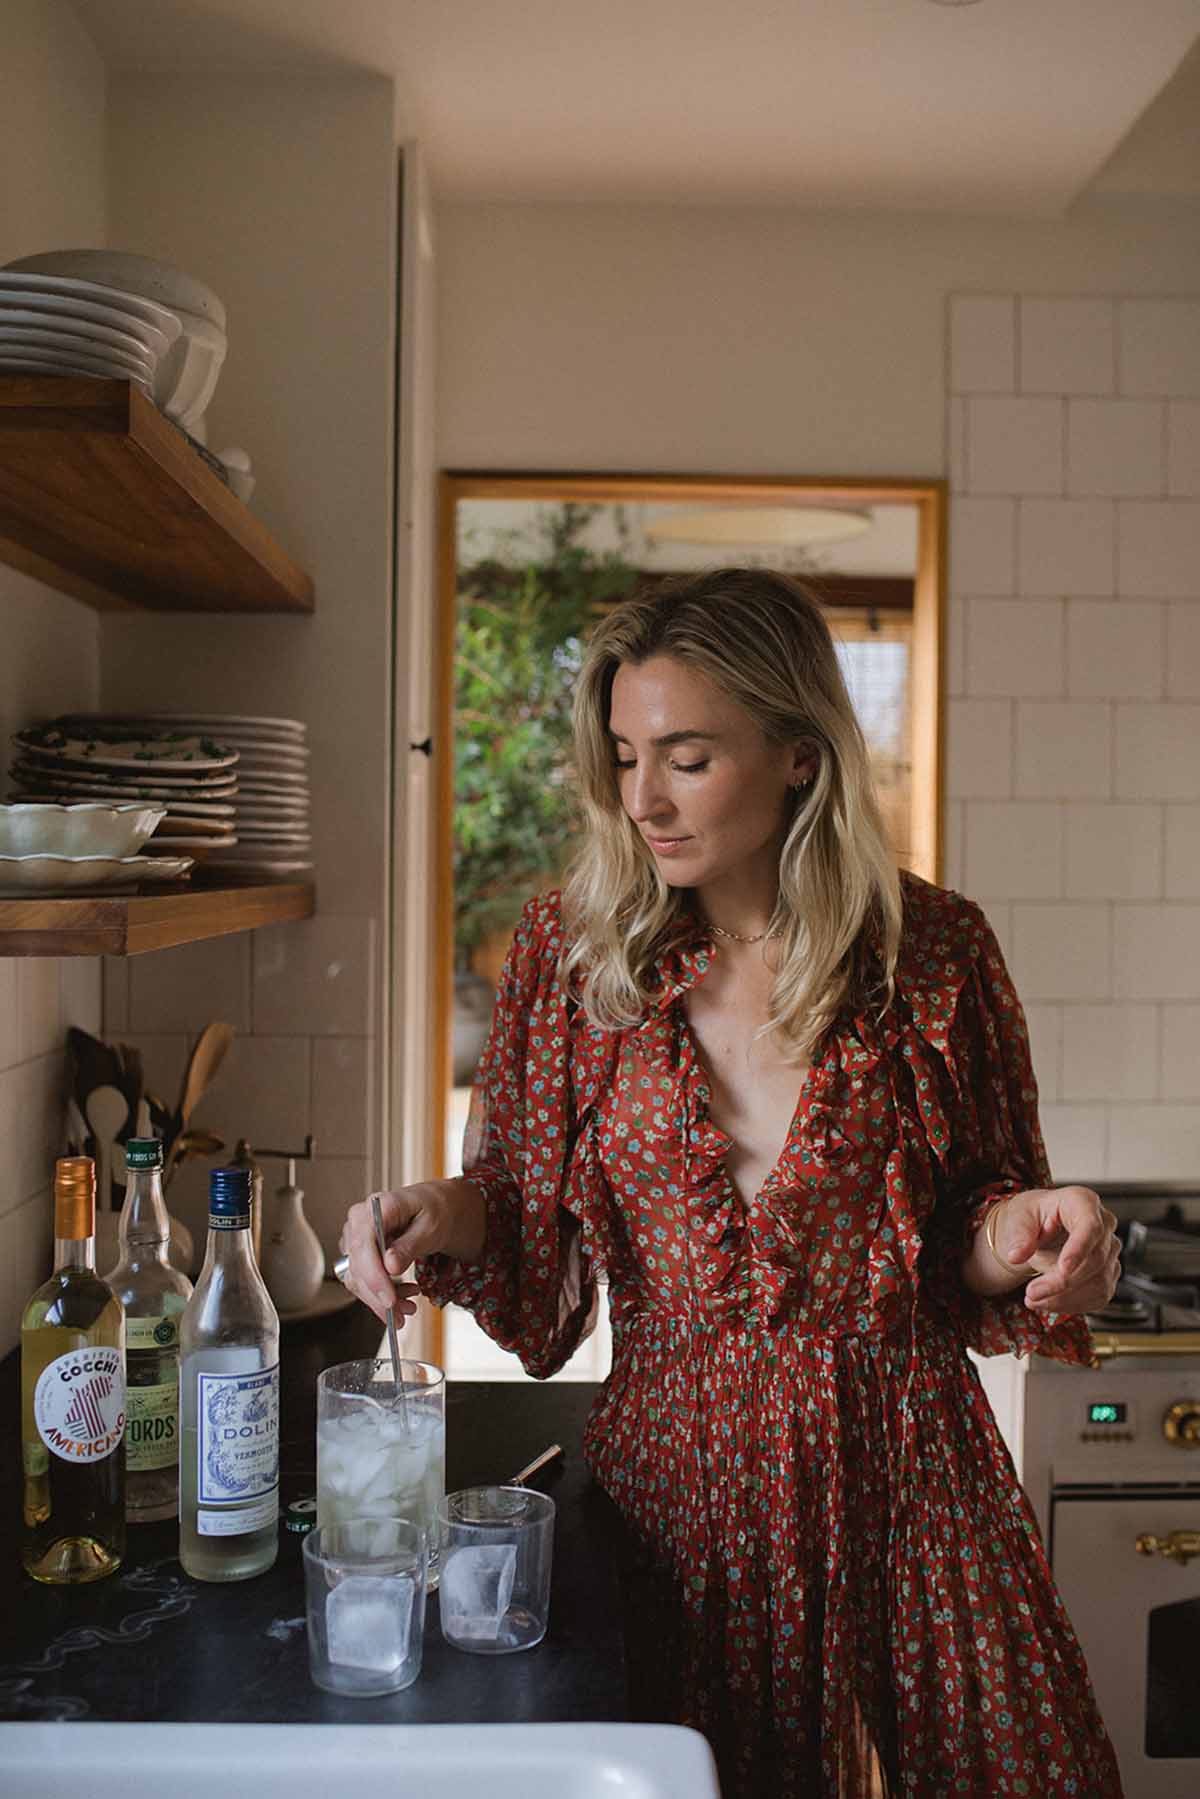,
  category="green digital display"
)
[1088,1402,1126,1424]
